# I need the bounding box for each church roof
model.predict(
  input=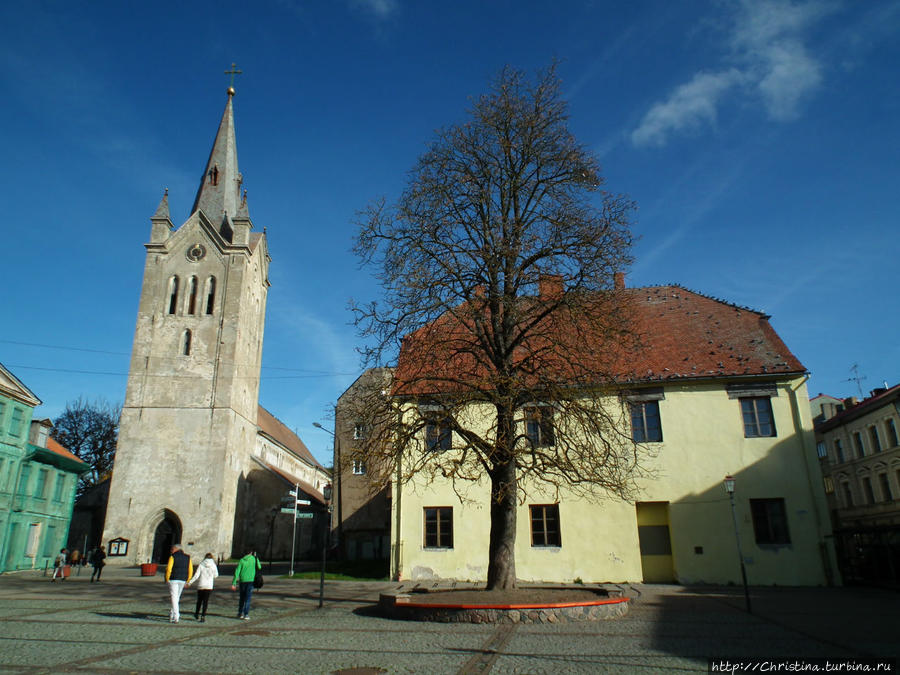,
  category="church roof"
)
[257,405,322,469]
[191,91,243,223]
